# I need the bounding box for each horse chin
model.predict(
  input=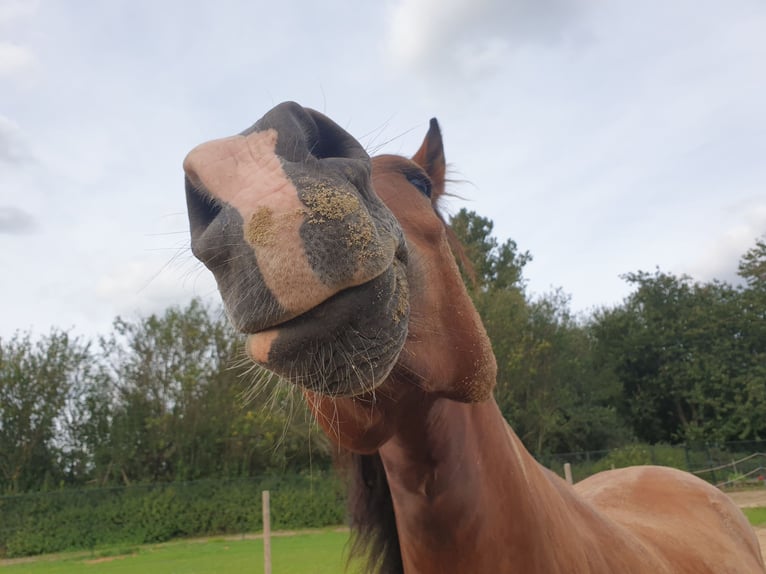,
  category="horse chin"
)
[244,262,409,397]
